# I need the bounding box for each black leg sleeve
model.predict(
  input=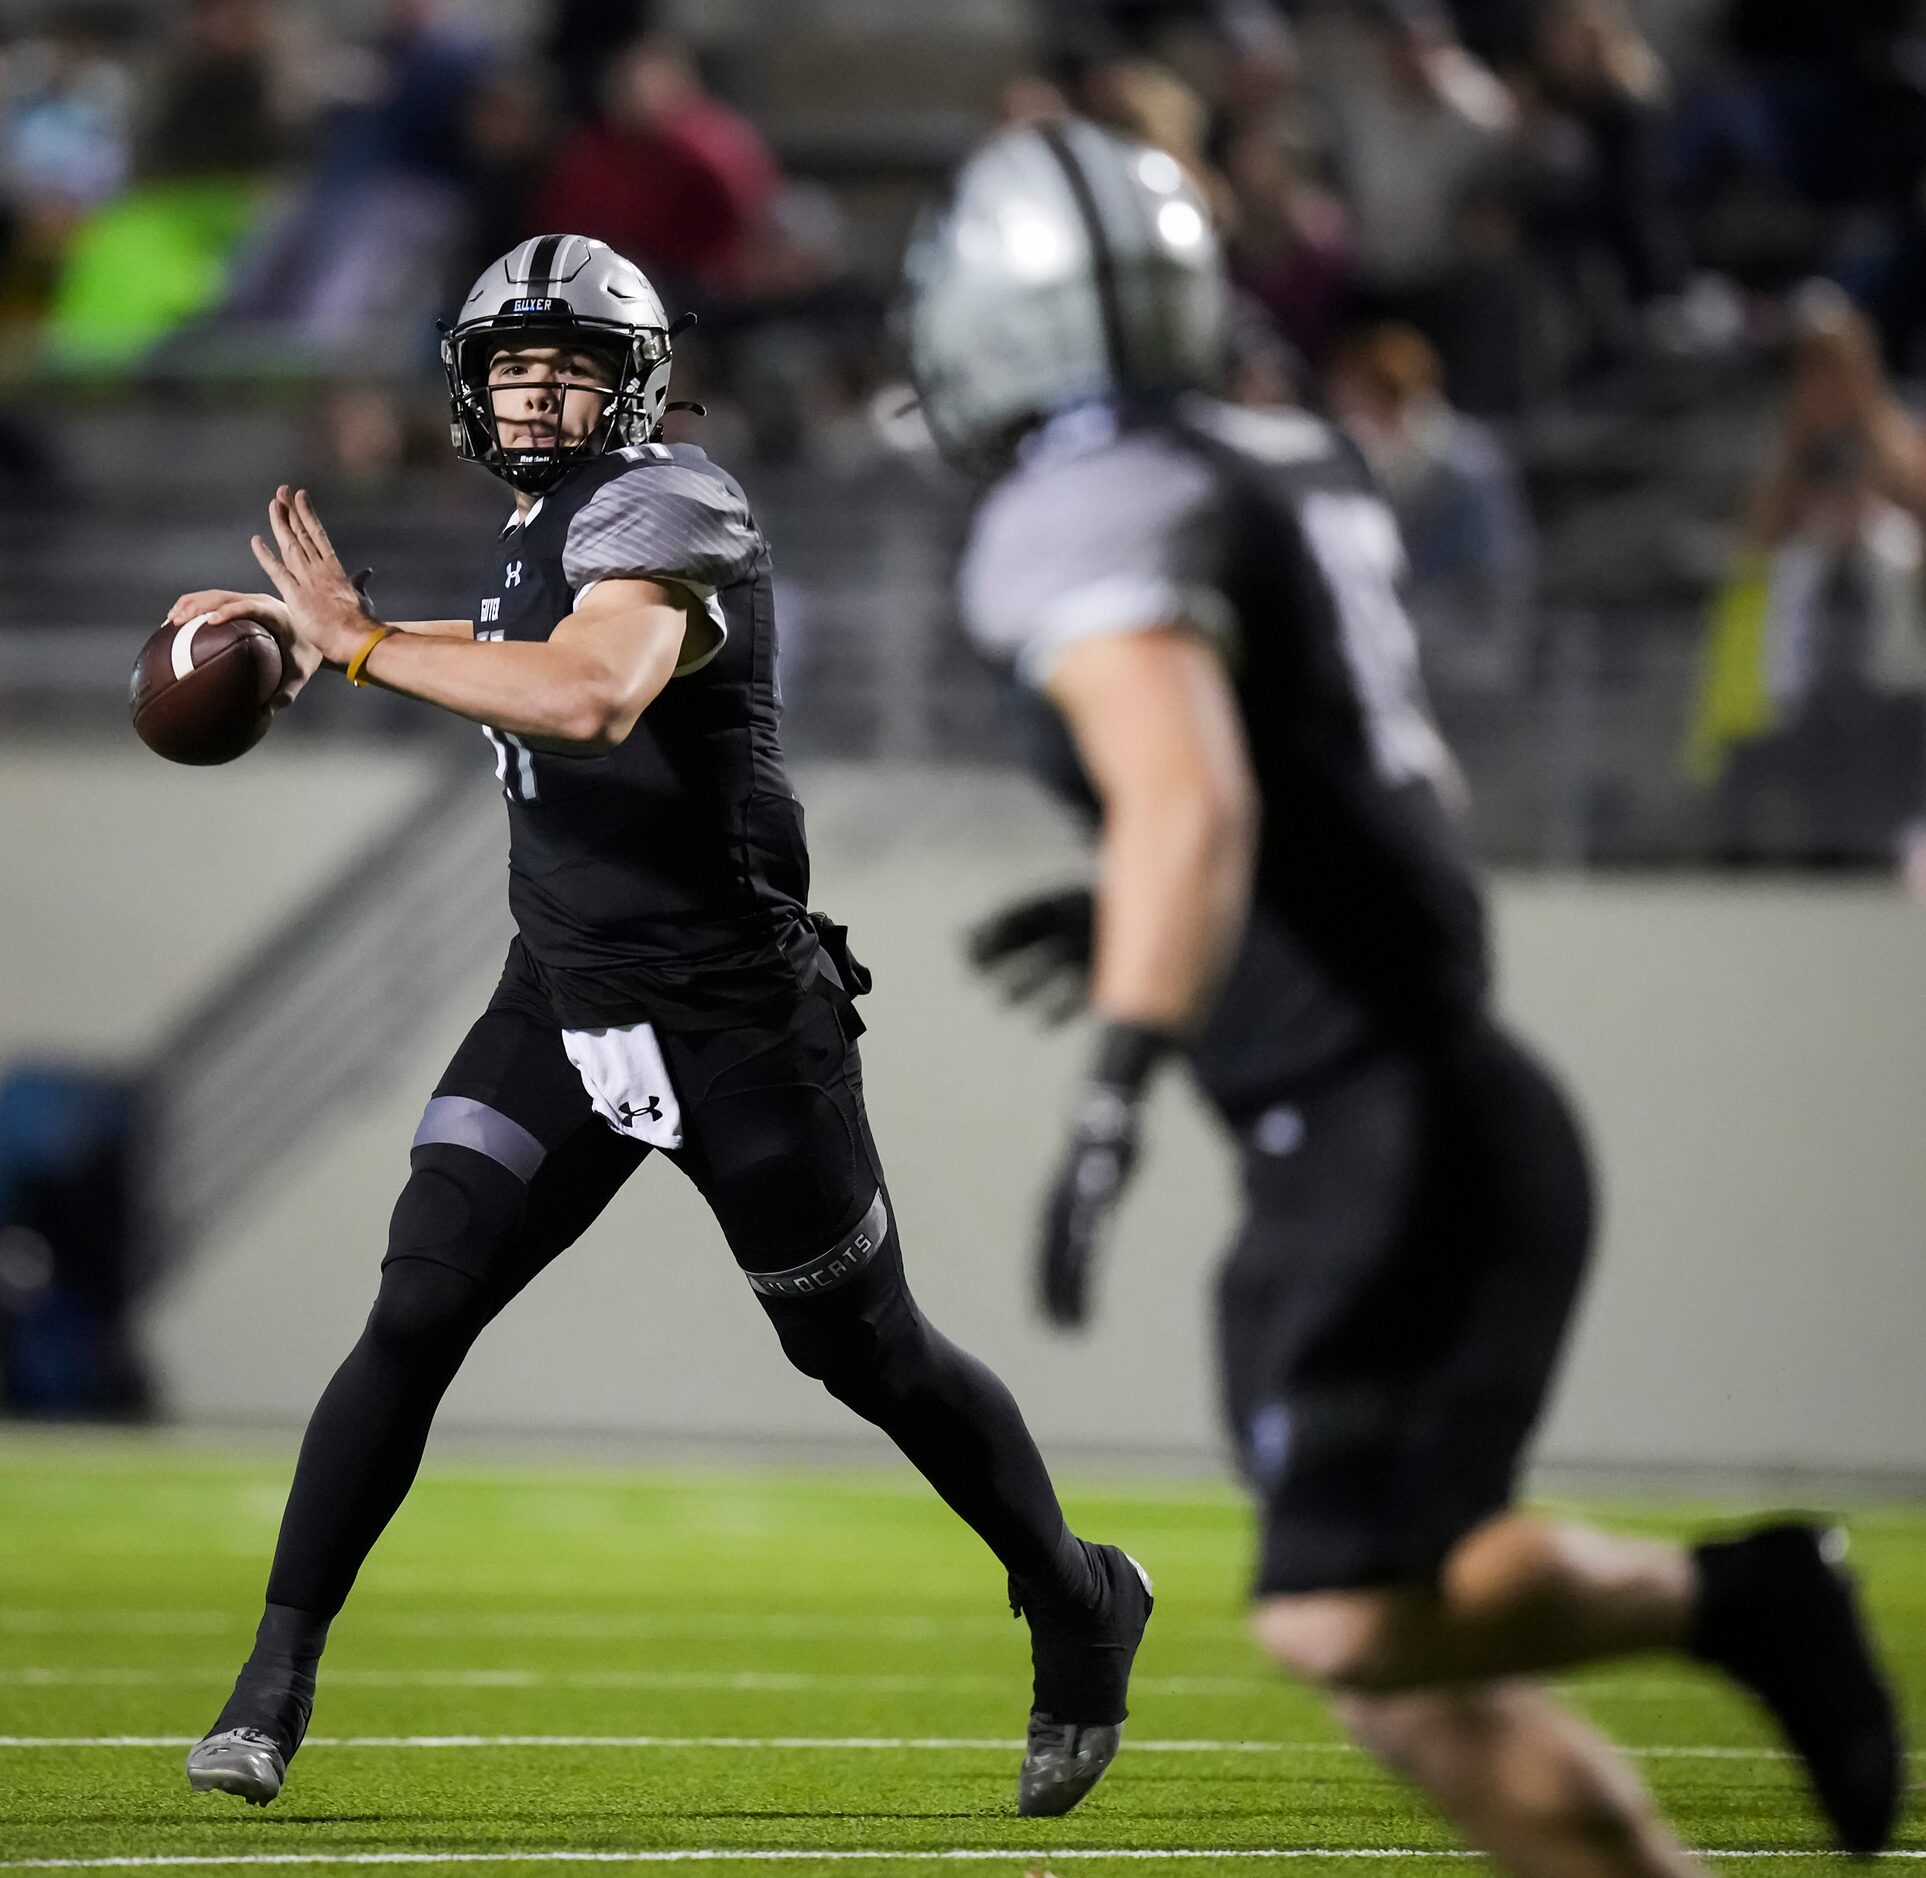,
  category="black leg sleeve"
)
[752,1191,1099,1613]
[209,1149,528,1749]
[259,1146,530,1620]
[666,987,1099,1613]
